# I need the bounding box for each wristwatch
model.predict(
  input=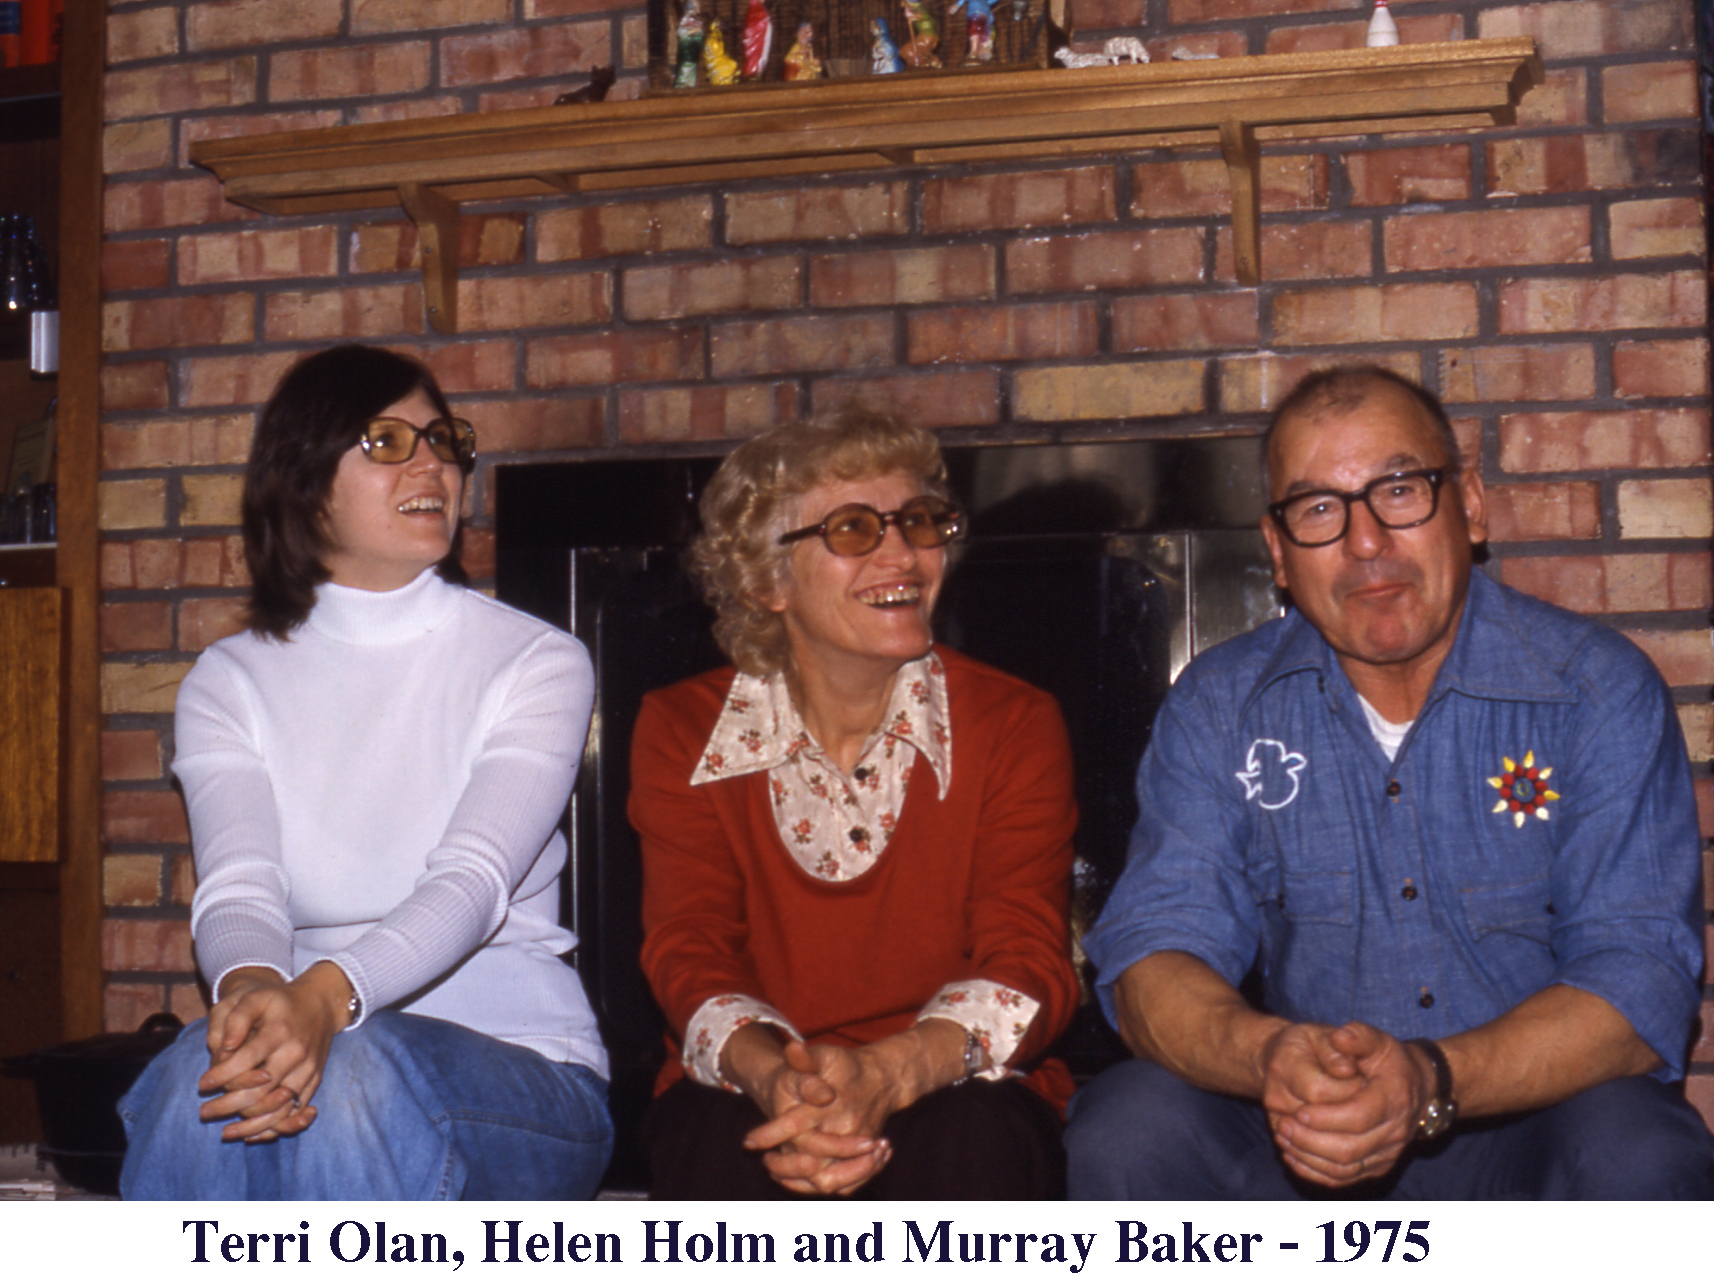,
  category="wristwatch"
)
[1405,1038,1456,1140]
[957,1027,984,1083]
